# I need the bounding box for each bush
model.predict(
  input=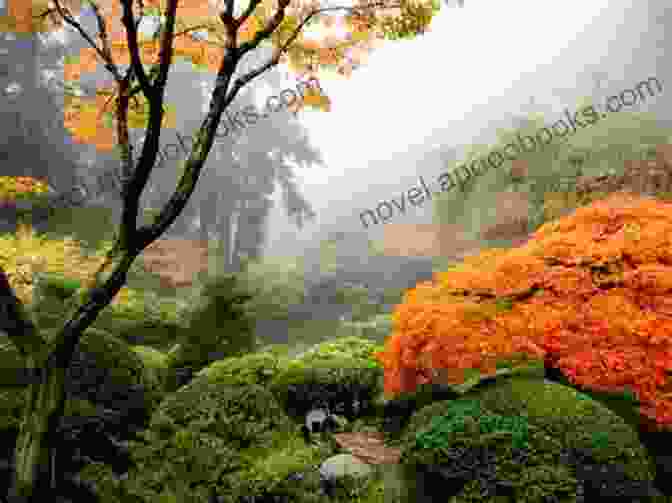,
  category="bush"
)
[374,193,672,430]
[170,270,257,373]
[78,383,332,503]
